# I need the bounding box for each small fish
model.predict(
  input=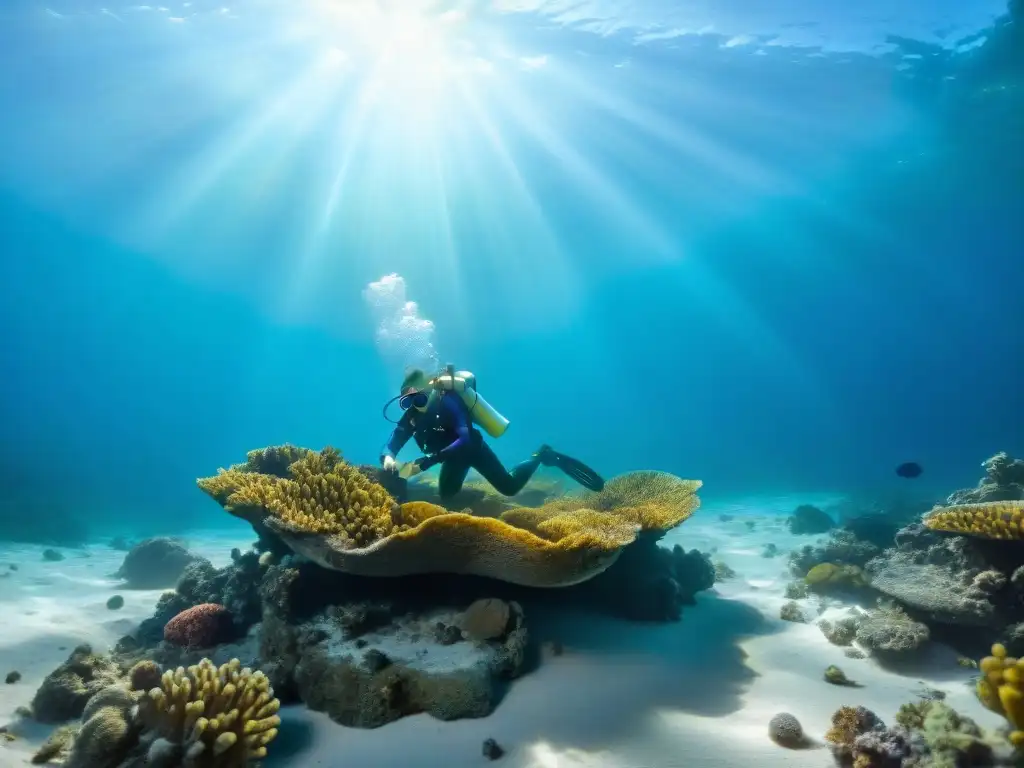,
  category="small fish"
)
[896,461,923,479]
